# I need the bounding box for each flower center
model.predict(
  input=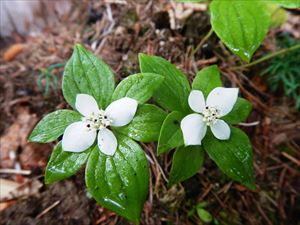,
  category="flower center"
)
[82,110,113,131]
[202,106,220,126]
